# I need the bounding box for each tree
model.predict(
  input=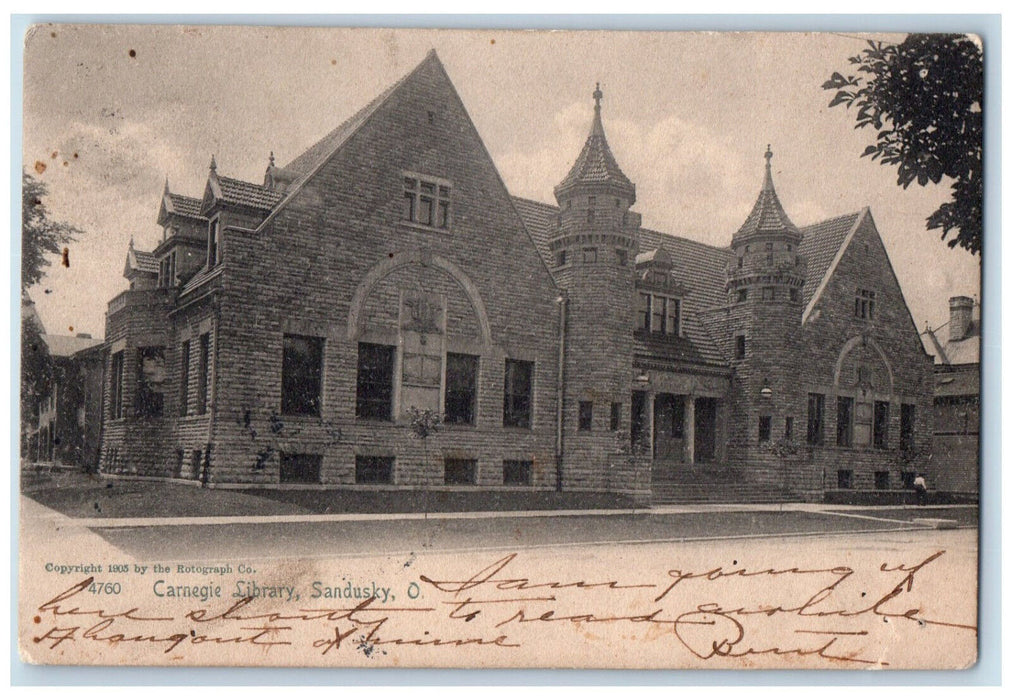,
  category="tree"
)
[22,170,81,291]
[823,34,983,254]
[21,315,53,458]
